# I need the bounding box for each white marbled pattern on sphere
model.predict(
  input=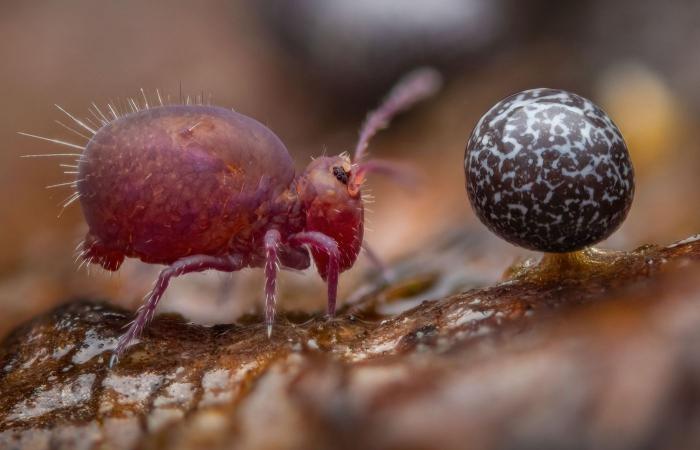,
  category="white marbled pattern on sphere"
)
[464,88,634,252]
